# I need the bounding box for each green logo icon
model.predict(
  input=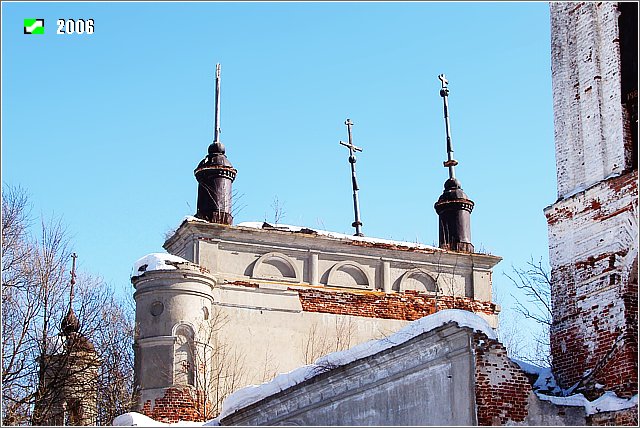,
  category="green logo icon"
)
[24,19,44,34]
